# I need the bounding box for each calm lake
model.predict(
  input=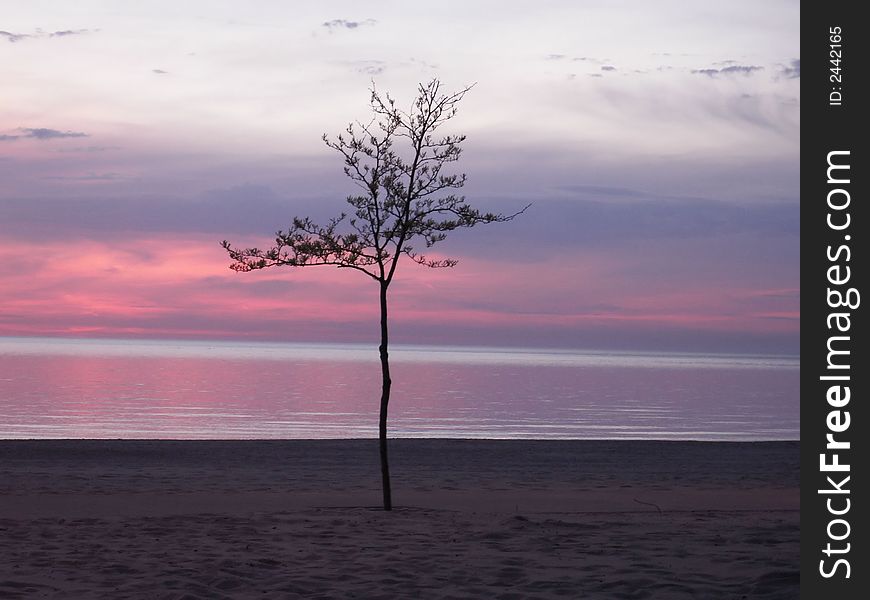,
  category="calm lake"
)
[0,337,799,440]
